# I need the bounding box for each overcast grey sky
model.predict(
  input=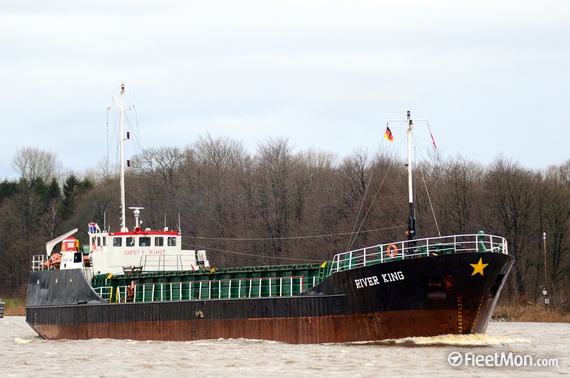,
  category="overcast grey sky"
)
[1,1,569,180]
